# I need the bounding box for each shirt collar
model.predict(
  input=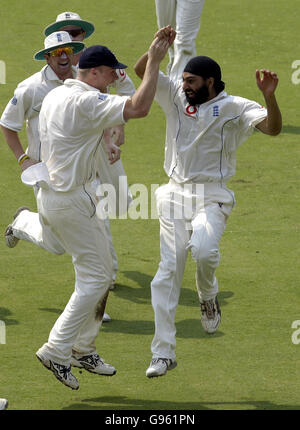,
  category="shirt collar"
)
[42,65,78,82]
[204,90,227,106]
[63,78,101,92]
